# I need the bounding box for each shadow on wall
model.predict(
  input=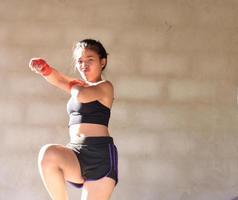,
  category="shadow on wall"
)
[232,197,238,200]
